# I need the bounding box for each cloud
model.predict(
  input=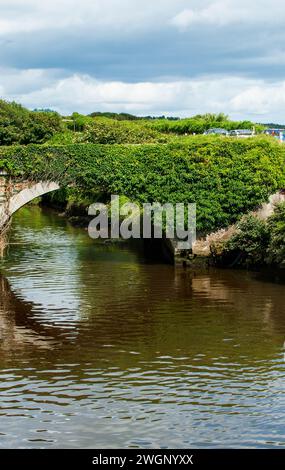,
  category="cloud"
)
[1,68,285,122]
[0,67,65,94]
[0,0,284,85]
[0,1,285,121]
[0,0,186,36]
[231,83,285,116]
[171,0,285,29]
[171,2,248,29]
